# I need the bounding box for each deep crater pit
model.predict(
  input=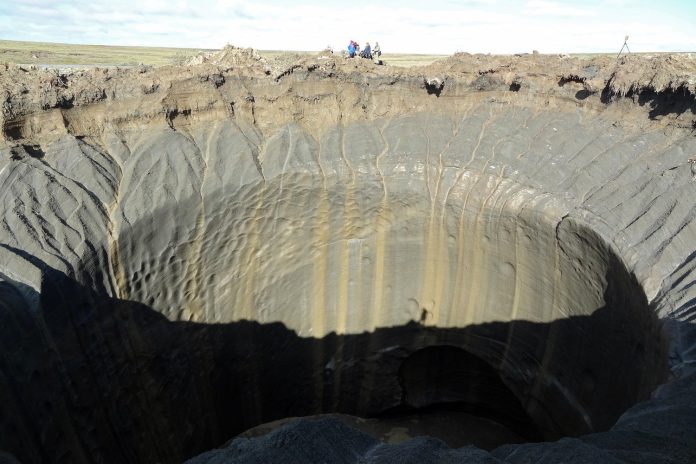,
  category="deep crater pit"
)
[4,49,696,464]
[1,161,669,464]
[17,171,664,463]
